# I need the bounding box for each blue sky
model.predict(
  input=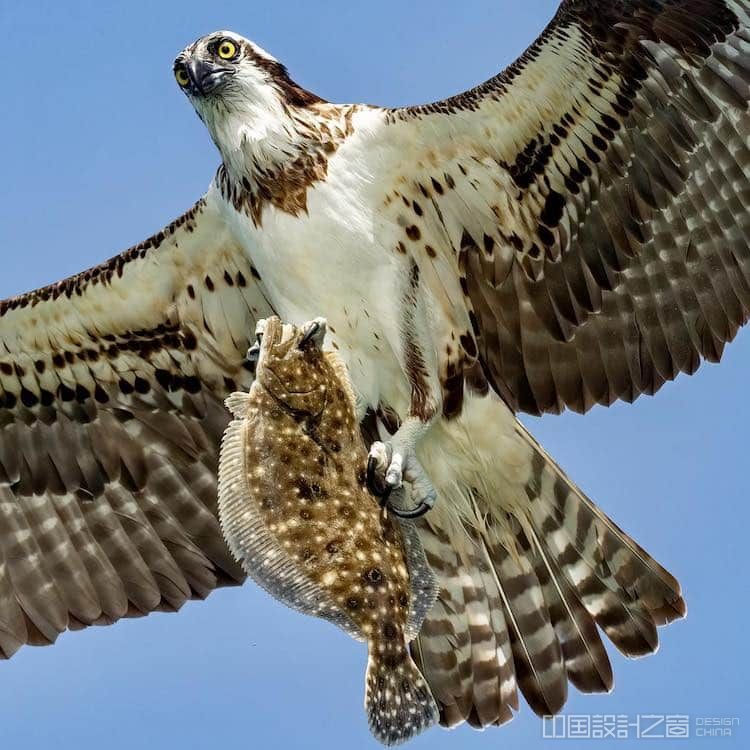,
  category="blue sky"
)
[0,1,746,748]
